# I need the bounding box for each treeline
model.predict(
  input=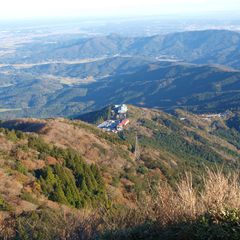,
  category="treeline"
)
[214,127,240,149]
[140,119,224,164]
[131,117,234,186]
[0,127,108,209]
[0,127,26,141]
[28,136,108,208]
